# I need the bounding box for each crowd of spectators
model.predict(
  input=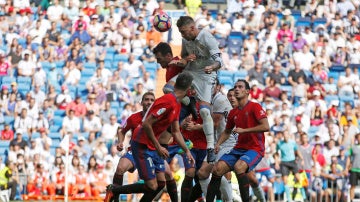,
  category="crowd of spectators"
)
[0,0,359,200]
